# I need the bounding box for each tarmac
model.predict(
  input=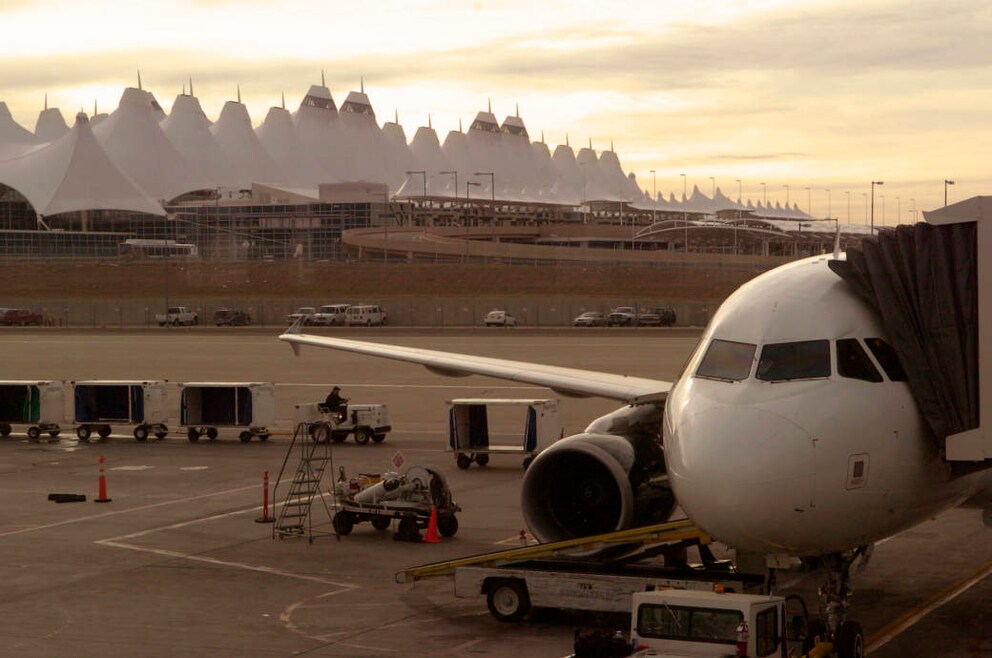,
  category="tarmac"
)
[0,327,988,657]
